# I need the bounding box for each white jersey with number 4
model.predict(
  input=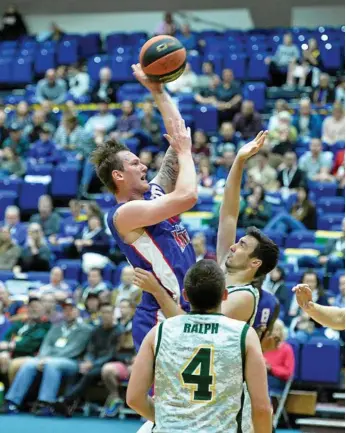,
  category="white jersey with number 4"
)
[153,313,249,433]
